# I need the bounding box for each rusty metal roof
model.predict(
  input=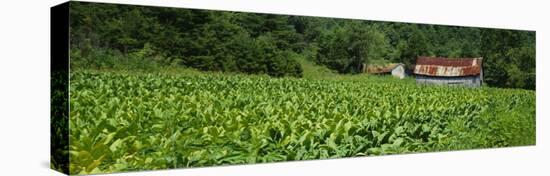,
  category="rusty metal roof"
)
[414,57,482,77]
[367,63,403,74]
